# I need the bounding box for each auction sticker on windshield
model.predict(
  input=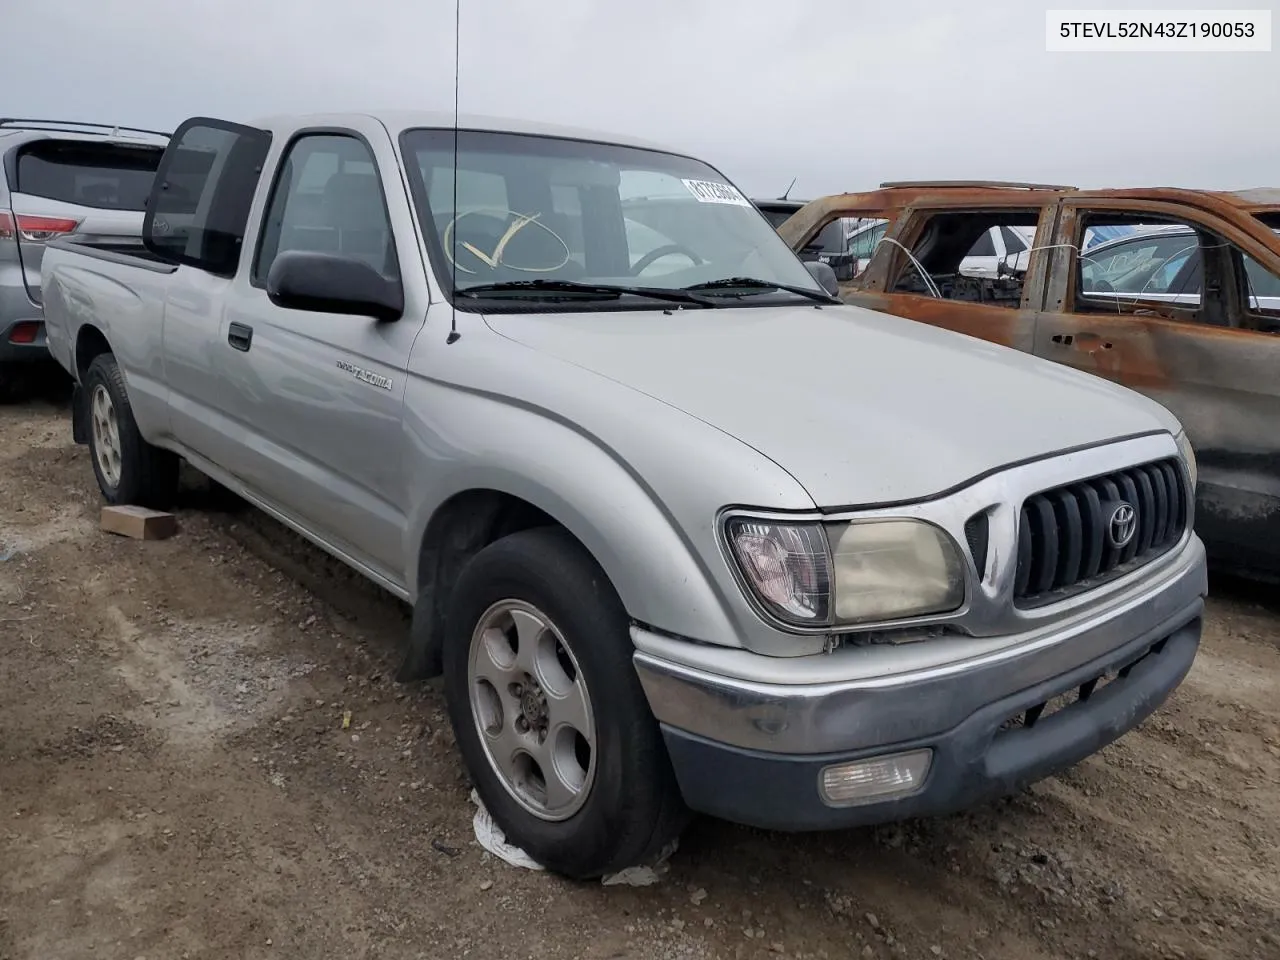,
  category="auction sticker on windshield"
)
[682,179,751,206]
